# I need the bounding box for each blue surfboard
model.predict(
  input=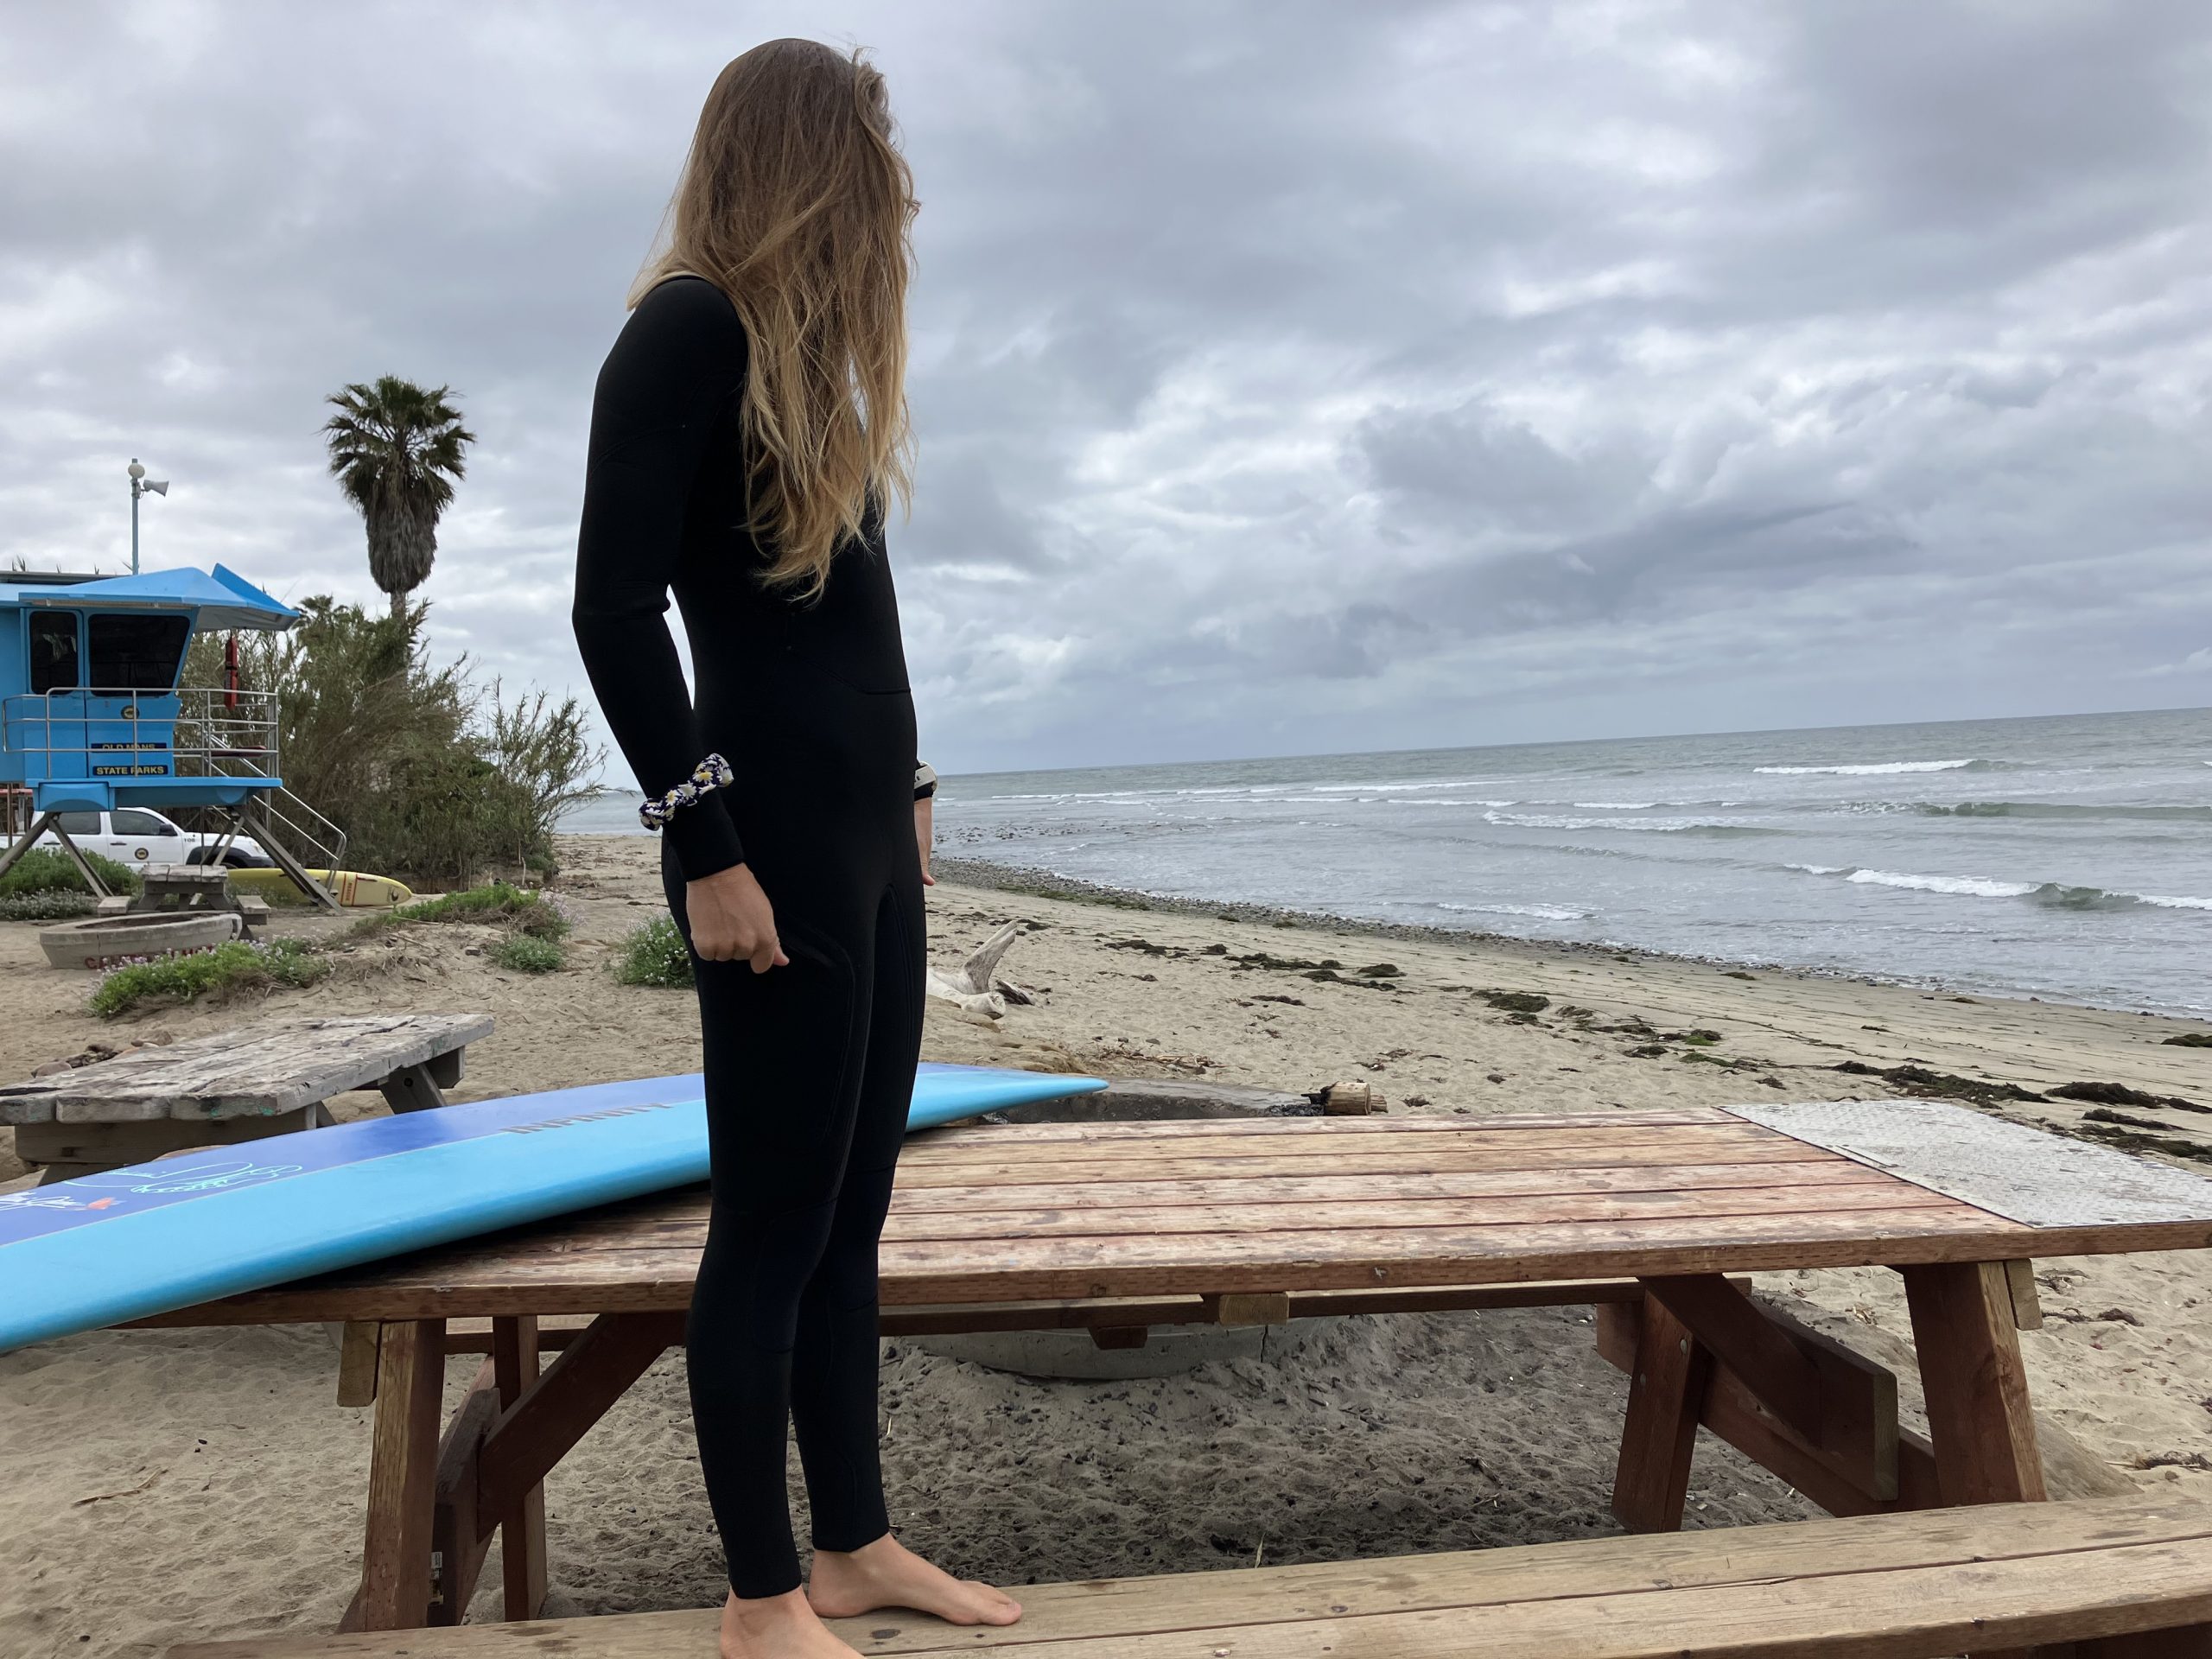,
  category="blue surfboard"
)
[0,1062,1103,1354]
